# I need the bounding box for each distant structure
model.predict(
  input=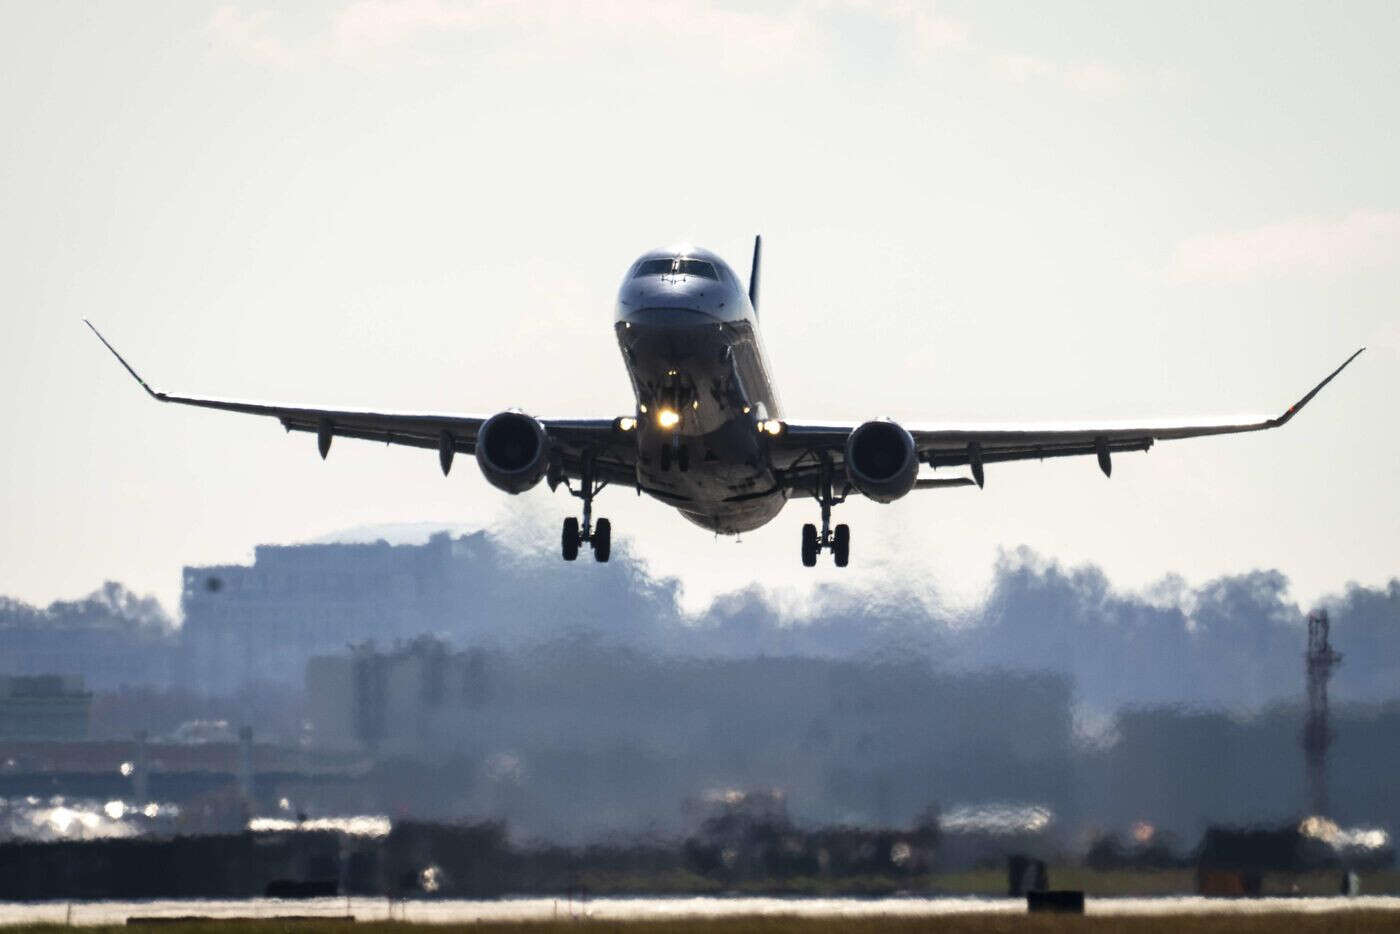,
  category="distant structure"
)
[305,636,489,753]
[0,594,175,690]
[0,675,92,741]
[1302,609,1341,816]
[182,534,464,693]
